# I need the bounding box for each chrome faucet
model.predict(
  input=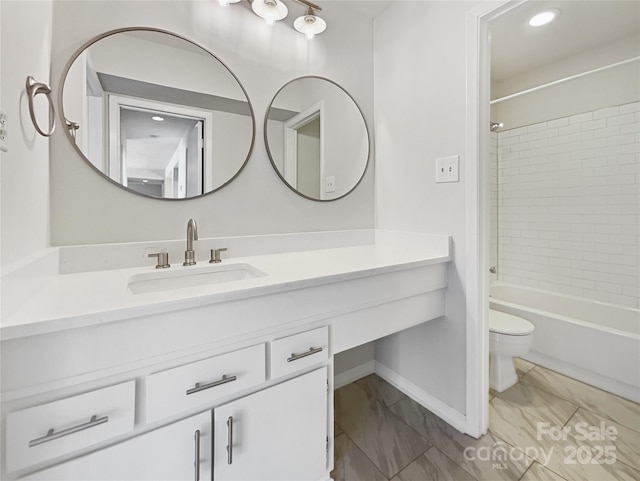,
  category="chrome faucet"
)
[183,218,199,266]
